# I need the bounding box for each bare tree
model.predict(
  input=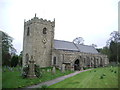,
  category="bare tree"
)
[73,37,84,44]
[91,44,97,48]
[106,31,120,46]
